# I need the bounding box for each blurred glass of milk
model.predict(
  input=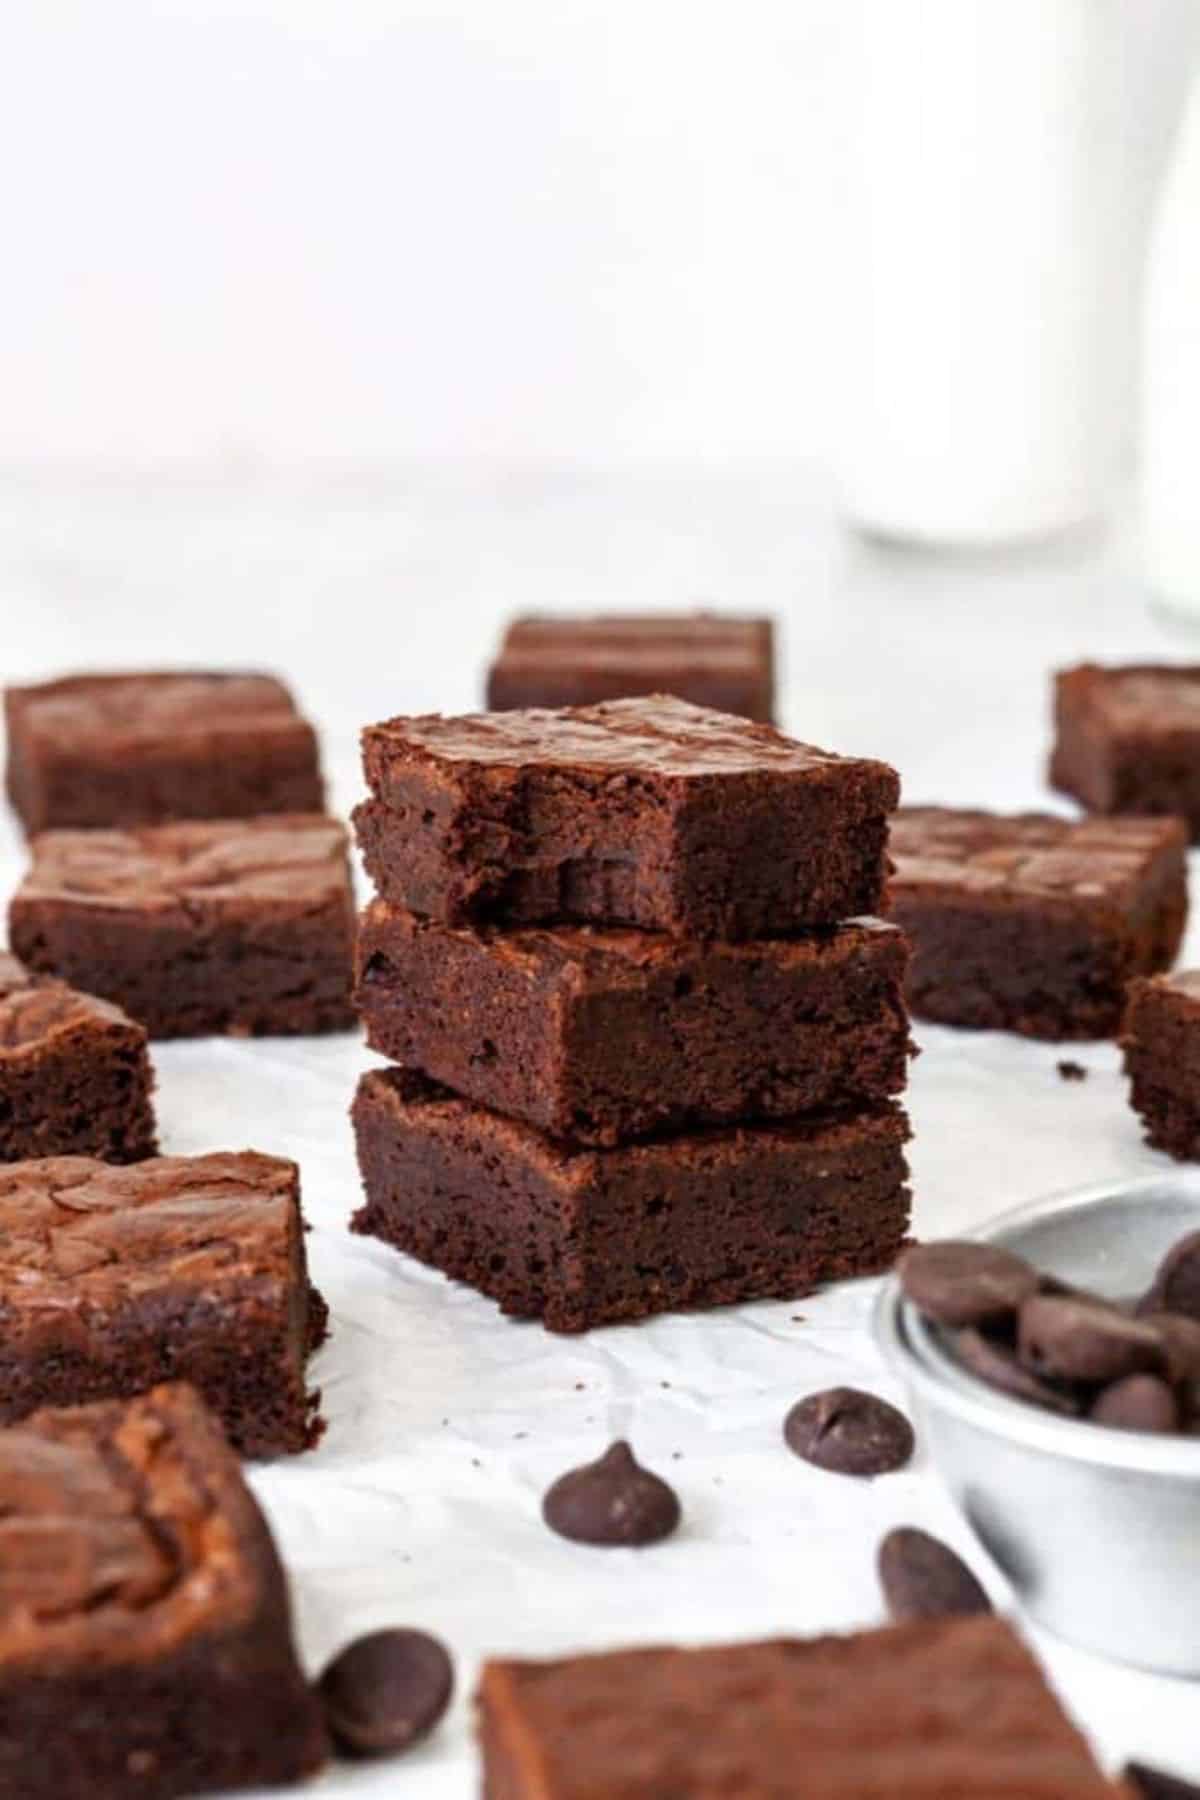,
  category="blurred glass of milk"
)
[1143,67,1200,621]
[832,0,1127,546]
